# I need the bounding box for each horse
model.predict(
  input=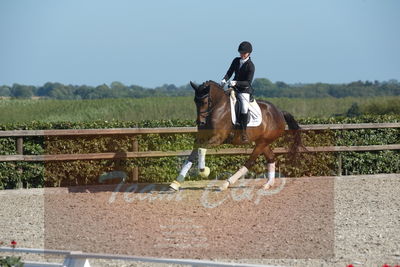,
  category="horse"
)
[169,80,305,191]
